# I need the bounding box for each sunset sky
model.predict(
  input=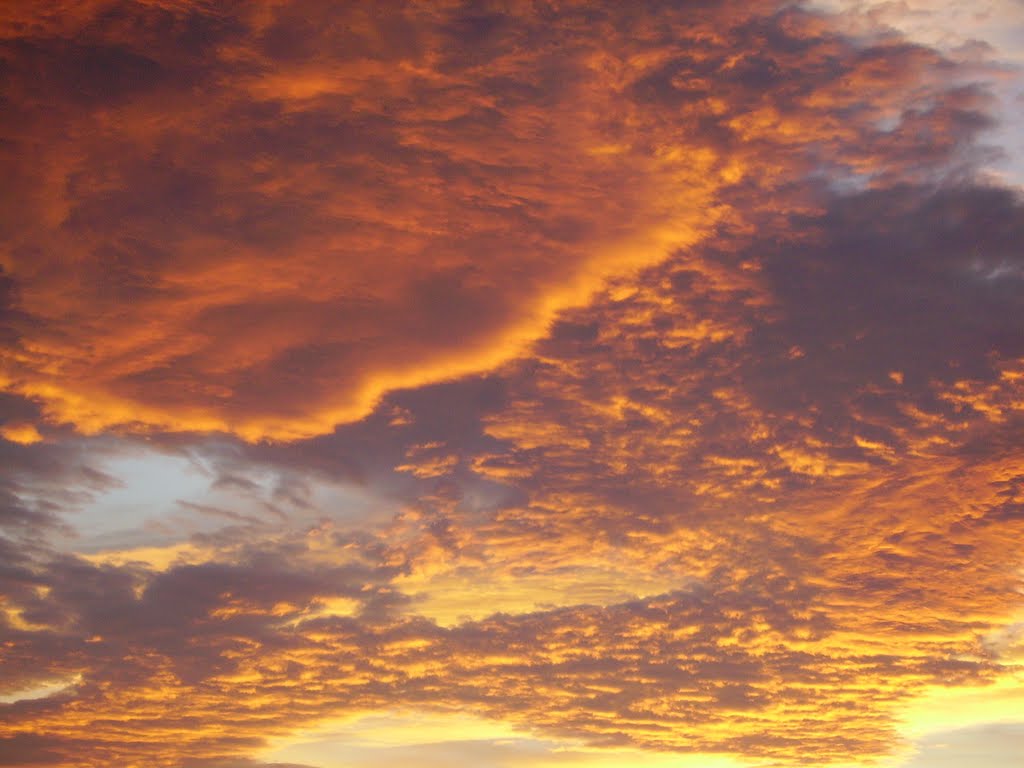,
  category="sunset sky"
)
[2,1,1024,767]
